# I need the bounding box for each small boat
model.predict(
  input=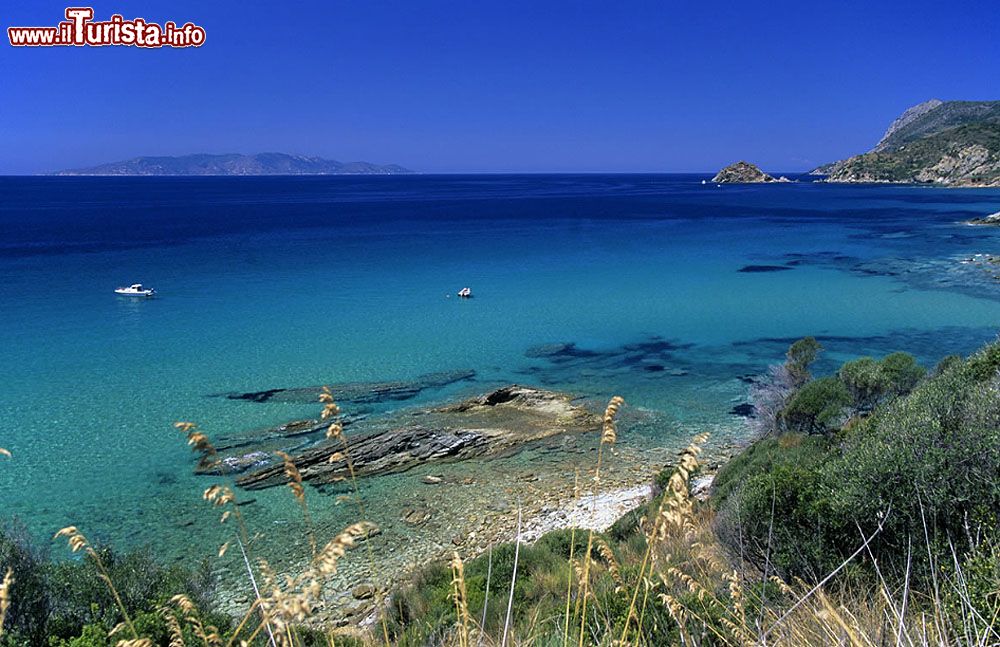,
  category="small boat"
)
[457,287,473,298]
[115,283,156,297]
